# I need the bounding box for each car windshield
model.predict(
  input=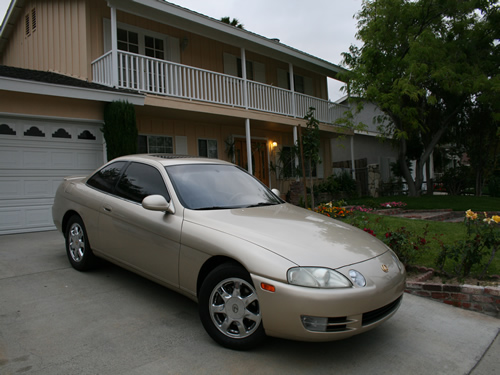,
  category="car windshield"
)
[165,164,283,210]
